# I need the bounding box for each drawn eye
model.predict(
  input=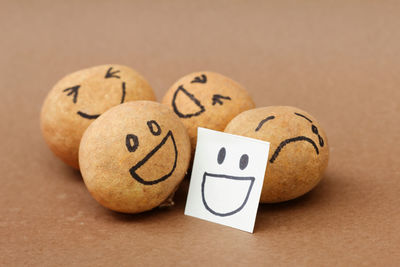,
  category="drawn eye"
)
[126,134,139,152]
[147,120,161,136]
[217,147,226,164]
[63,85,80,104]
[311,125,318,134]
[318,135,324,147]
[239,154,249,170]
